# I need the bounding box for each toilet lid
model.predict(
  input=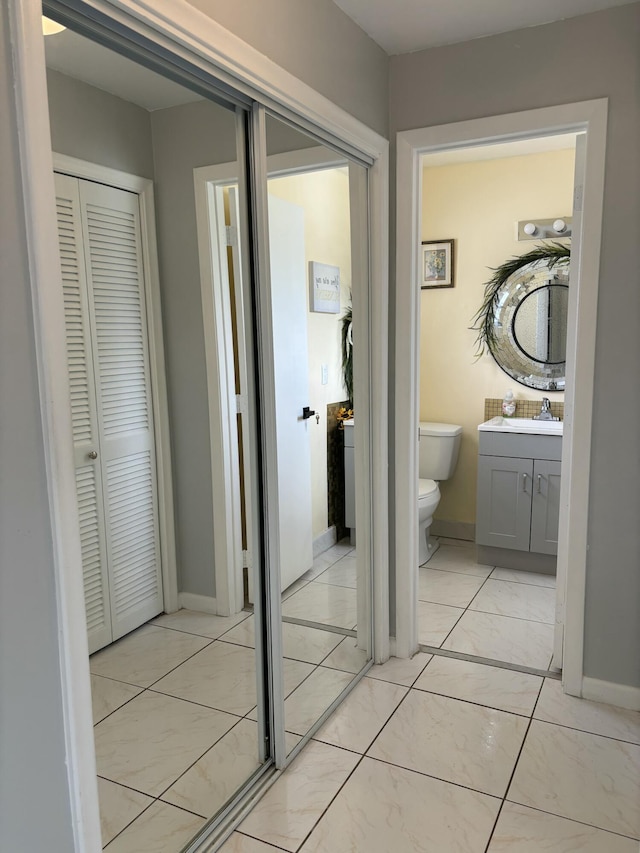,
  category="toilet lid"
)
[419,478,438,499]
